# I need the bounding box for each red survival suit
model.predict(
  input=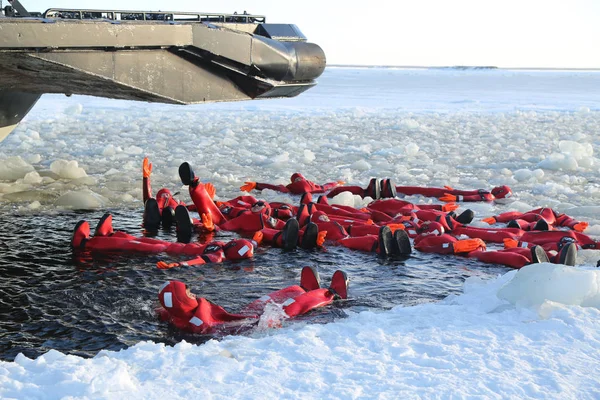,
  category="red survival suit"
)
[156,268,348,334]
[327,181,512,202]
[71,215,255,267]
[409,223,575,269]
[482,207,589,232]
